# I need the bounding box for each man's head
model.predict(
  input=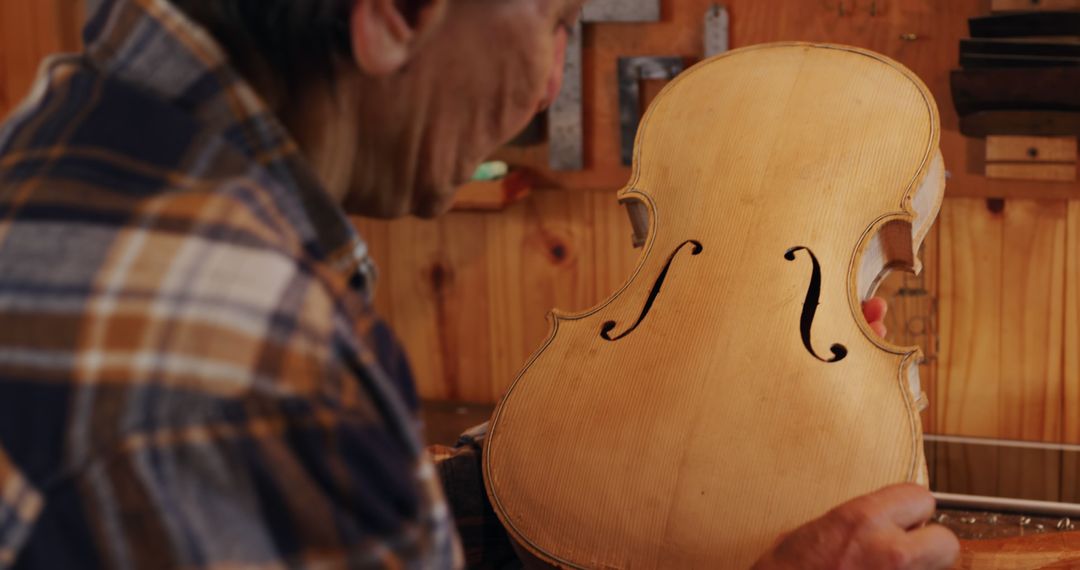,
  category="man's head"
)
[172,0,581,218]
